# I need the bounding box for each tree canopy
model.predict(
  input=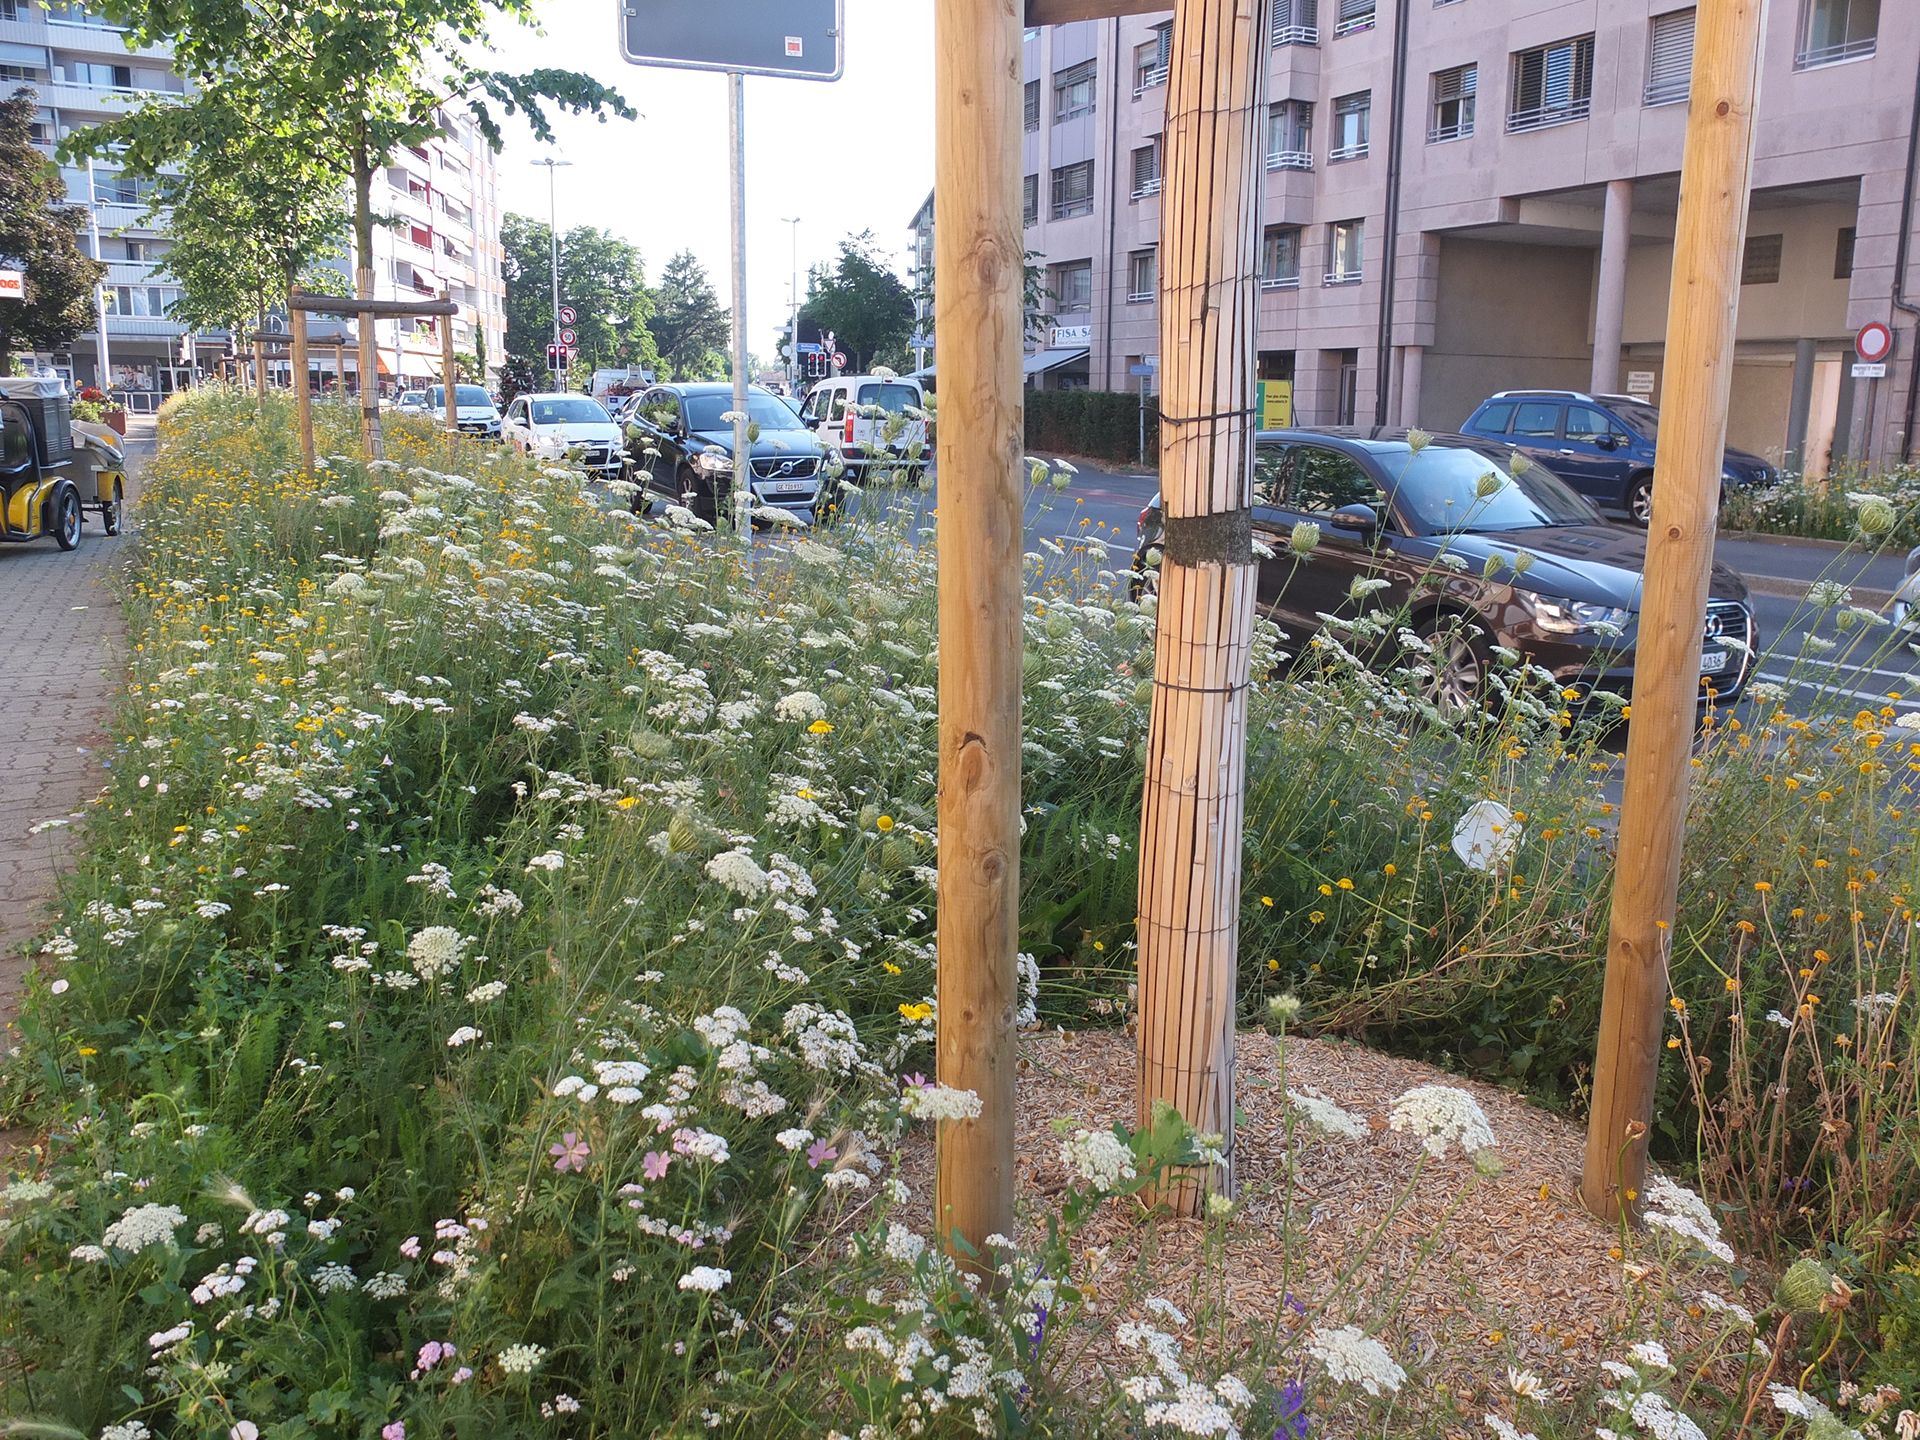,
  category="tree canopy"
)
[791,231,914,374]
[647,250,729,381]
[0,88,103,371]
[502,214,659,381]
